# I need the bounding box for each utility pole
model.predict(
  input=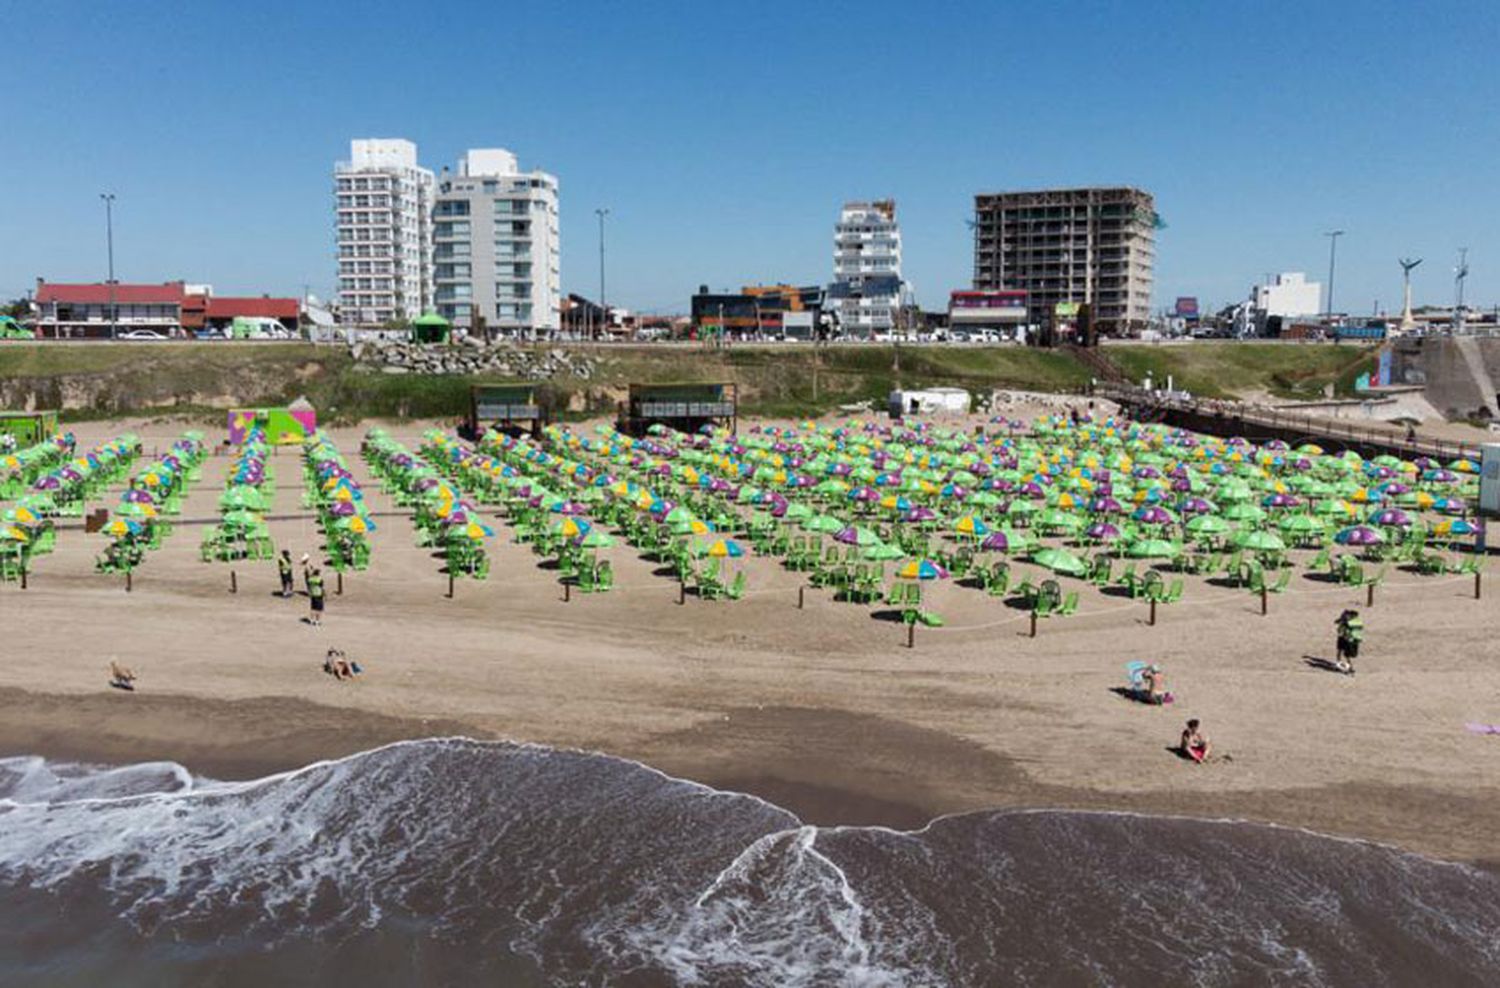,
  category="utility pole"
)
[595,207,609,341]
[1323,230,1344,321]
[100,193,117,338]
